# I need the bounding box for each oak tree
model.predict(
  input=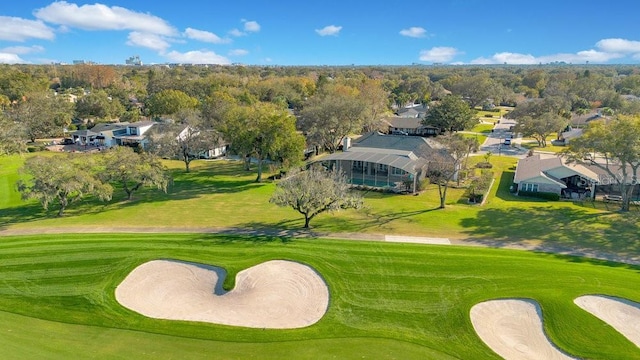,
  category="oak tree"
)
[17,154,113,216]
[102,146,171,200]
[270,166,363,228]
